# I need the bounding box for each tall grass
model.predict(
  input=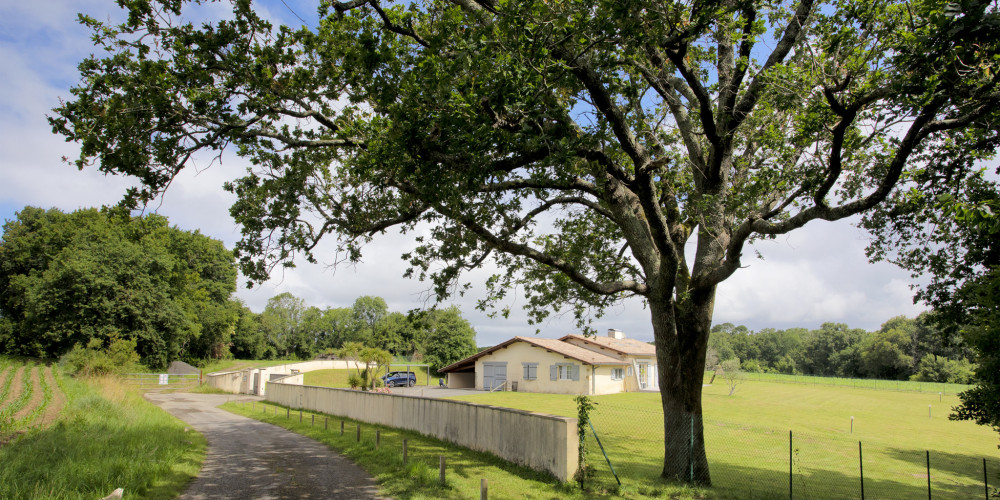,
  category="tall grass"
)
[0,370,206,499]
